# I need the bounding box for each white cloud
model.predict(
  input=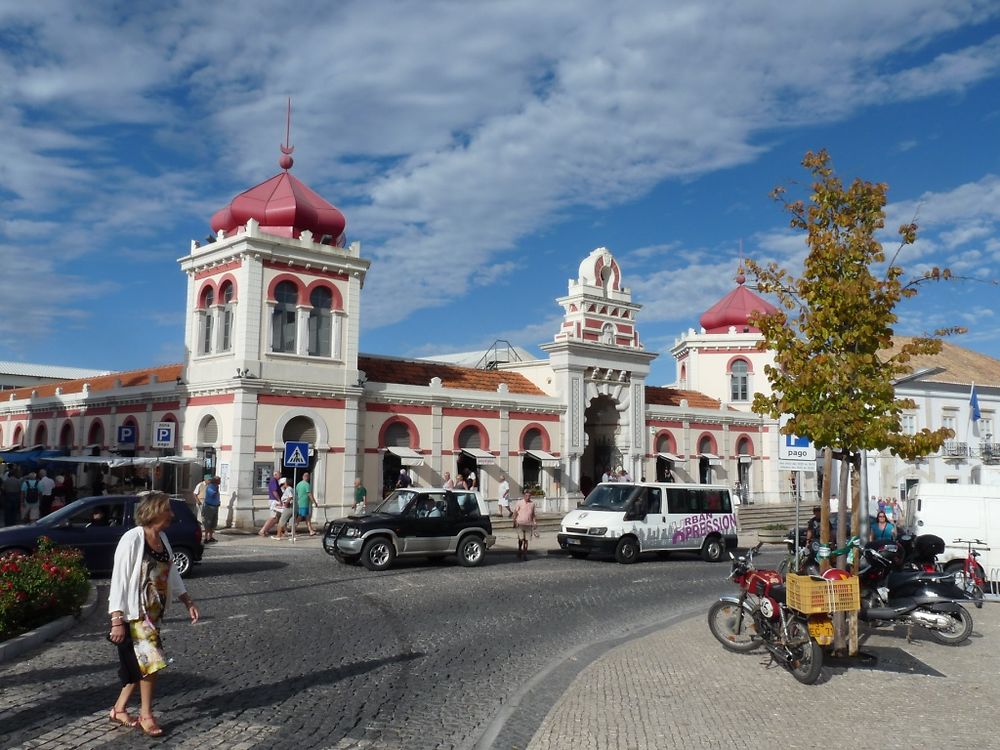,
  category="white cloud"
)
[2,0,1000,342]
